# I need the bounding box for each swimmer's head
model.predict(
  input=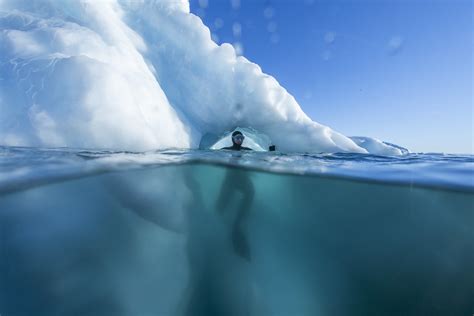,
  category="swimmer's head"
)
[231,131,245,145]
